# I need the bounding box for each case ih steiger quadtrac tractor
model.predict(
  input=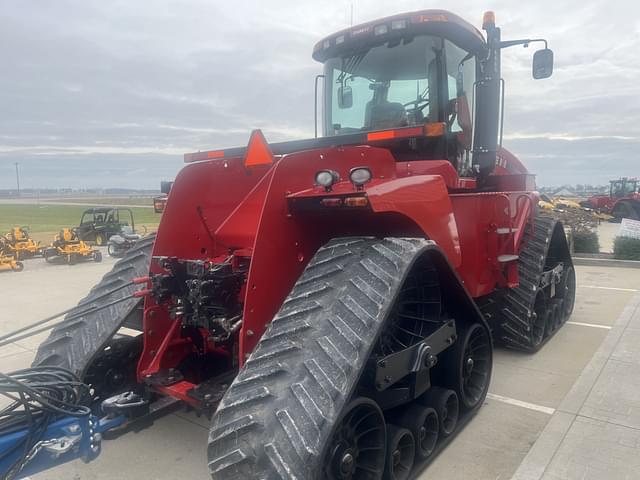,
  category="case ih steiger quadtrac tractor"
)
[582,177,640,220]
[21,9,575,480]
